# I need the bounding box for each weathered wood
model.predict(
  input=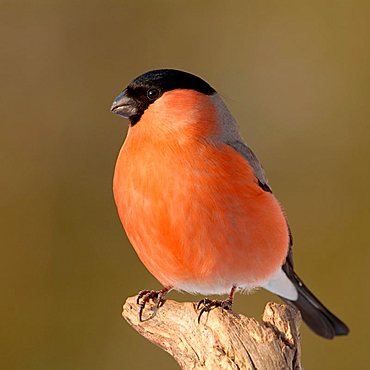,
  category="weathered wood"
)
[122,296,302,369]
